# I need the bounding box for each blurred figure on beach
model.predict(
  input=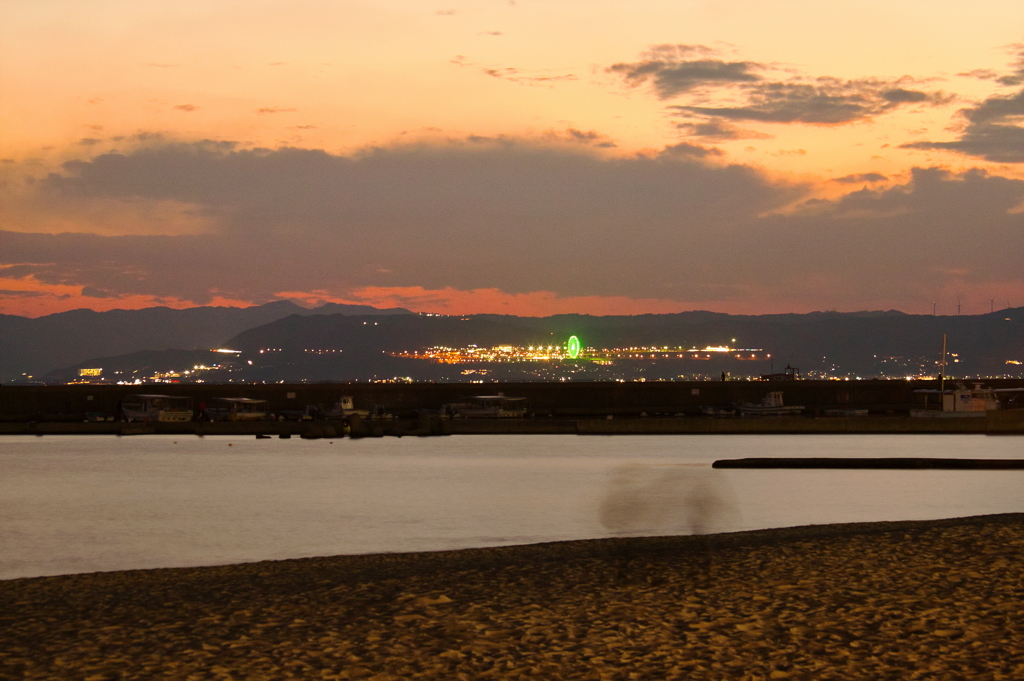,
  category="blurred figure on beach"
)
[599,465,739,536]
